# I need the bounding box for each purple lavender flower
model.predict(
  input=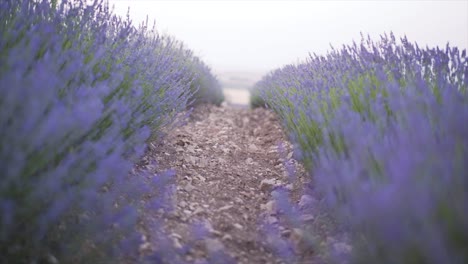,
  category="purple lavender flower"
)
[253,33,468,263]
[0,0,222,262]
